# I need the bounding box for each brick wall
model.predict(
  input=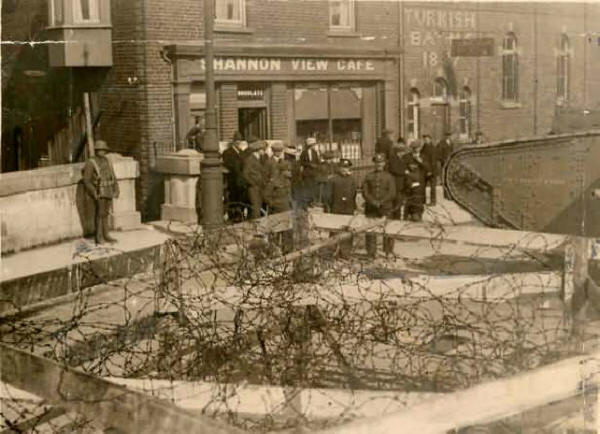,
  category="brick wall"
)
[270,83,288,140]
[219,84,238,142]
